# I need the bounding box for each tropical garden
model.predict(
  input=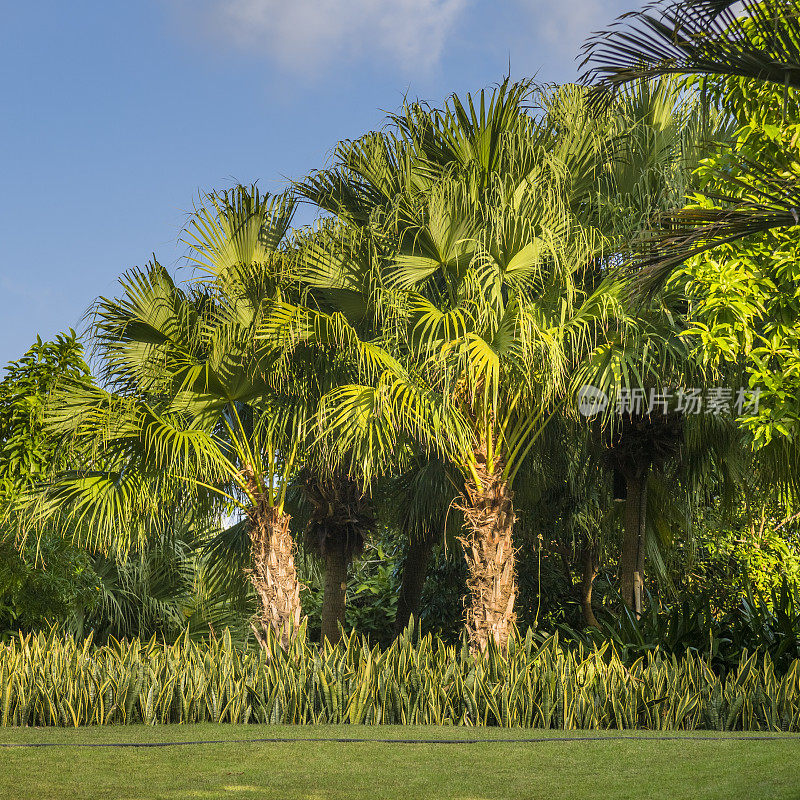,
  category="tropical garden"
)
[3,4,800,770]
